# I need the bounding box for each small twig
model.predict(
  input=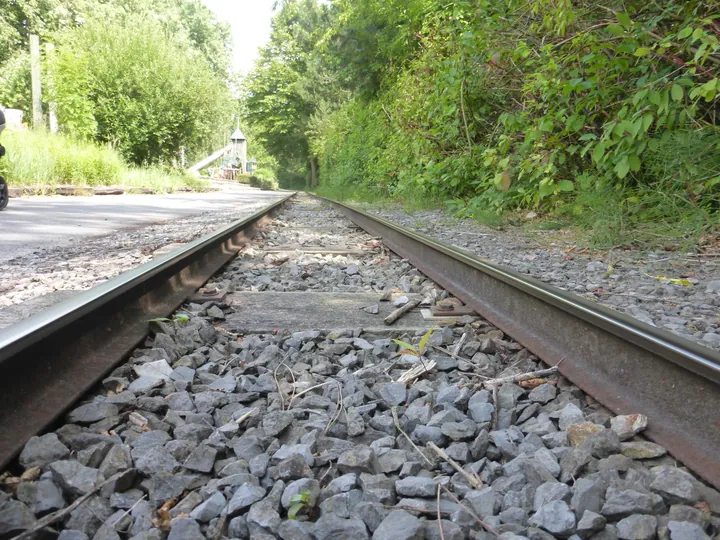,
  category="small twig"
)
[396,359,437,384]
[438,484,499,536]
[235,408,257,425]
[112,494,147,526]
[288,381,333,408]
[431,345,465,362]
[437,484,446,540]
[273,354,293,410]
[384,299,420,325]
[427,442,482,489]
[452,332,469,356]
[460,79,473,151]
[10,472,126,540]
[491,385,499,431]
[325,381,344,433]
[382,504,453,516]
[476,366,560,389]
[391,407,433,466]
[213,515,227,540]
